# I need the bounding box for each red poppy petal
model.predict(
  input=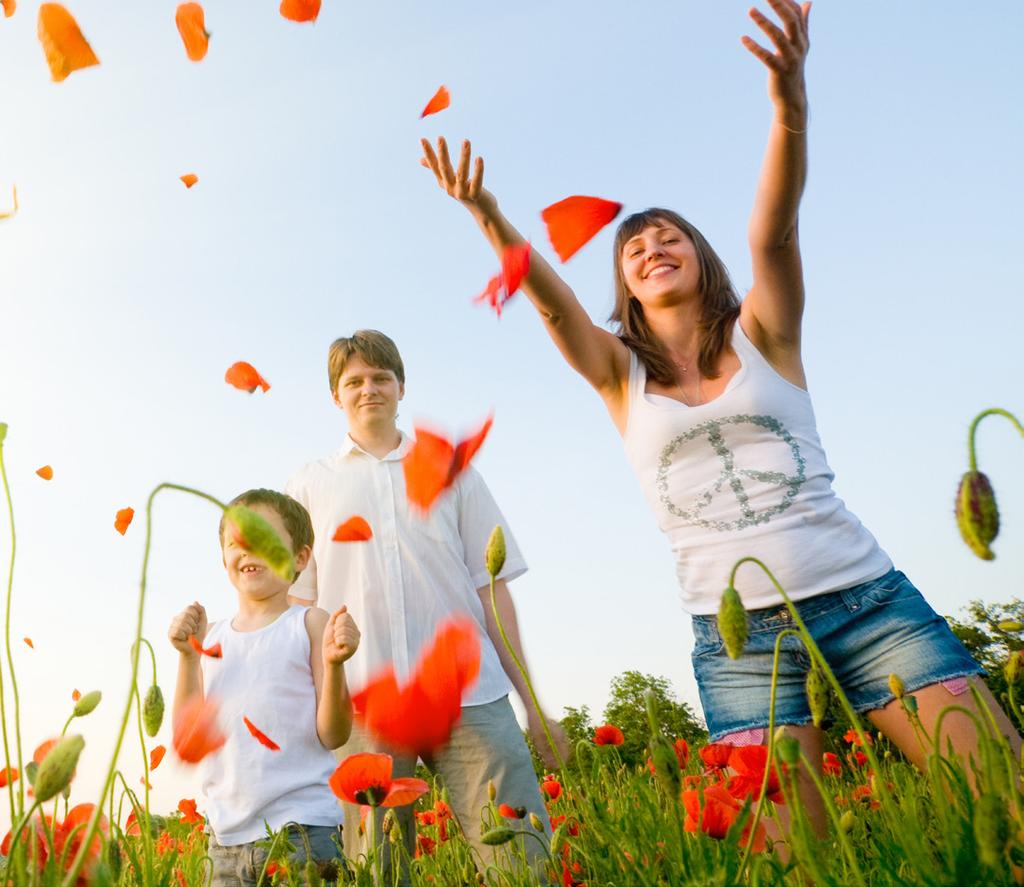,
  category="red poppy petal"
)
[23,637,33,649]
[242,716,281,751]
[2,1,15,20]
[35,465,53,480]
[180,173,199,188]
[382,777,430,808]
[172,696,226,764]
[333,516,373,542]
[188,635,222,658]
[500,242,531,298]
[150,745,167,770]
[37,4,100,83]
[174,3,208,62]
[279,0,320,23]
[114,507,134,535]
[403,428,455,512]
[540,195,623,263]
[449,416,493,481]
[224,361,270,393]
[420,85,450,118]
